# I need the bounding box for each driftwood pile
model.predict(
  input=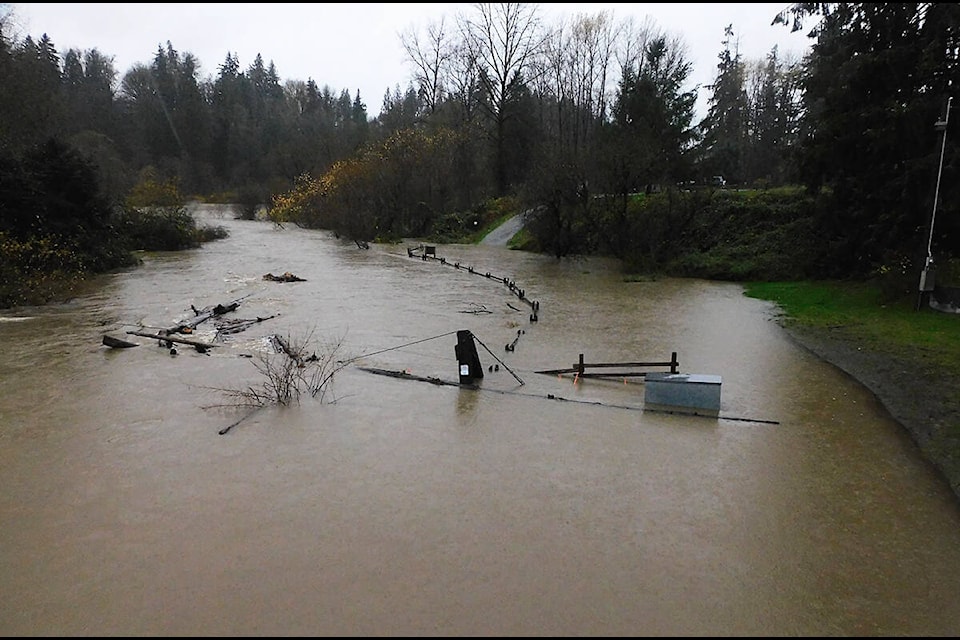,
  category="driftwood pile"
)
[263,272,306,283]
[101,293,278,353]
